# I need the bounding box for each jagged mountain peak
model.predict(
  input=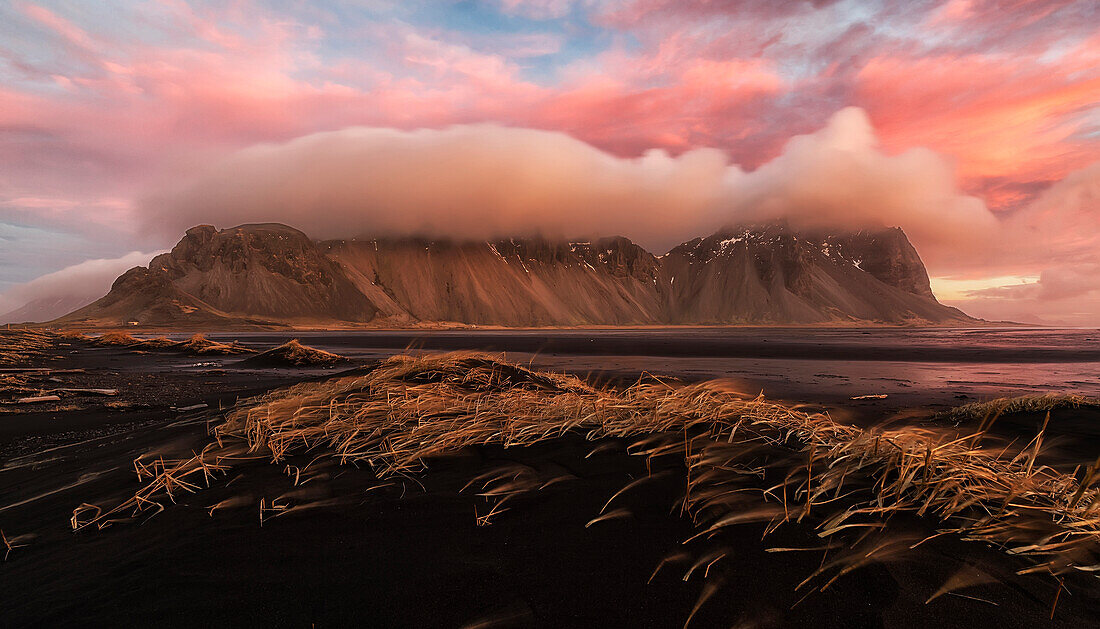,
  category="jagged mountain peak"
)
[666,223,934,300]
[56,221,973,328]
